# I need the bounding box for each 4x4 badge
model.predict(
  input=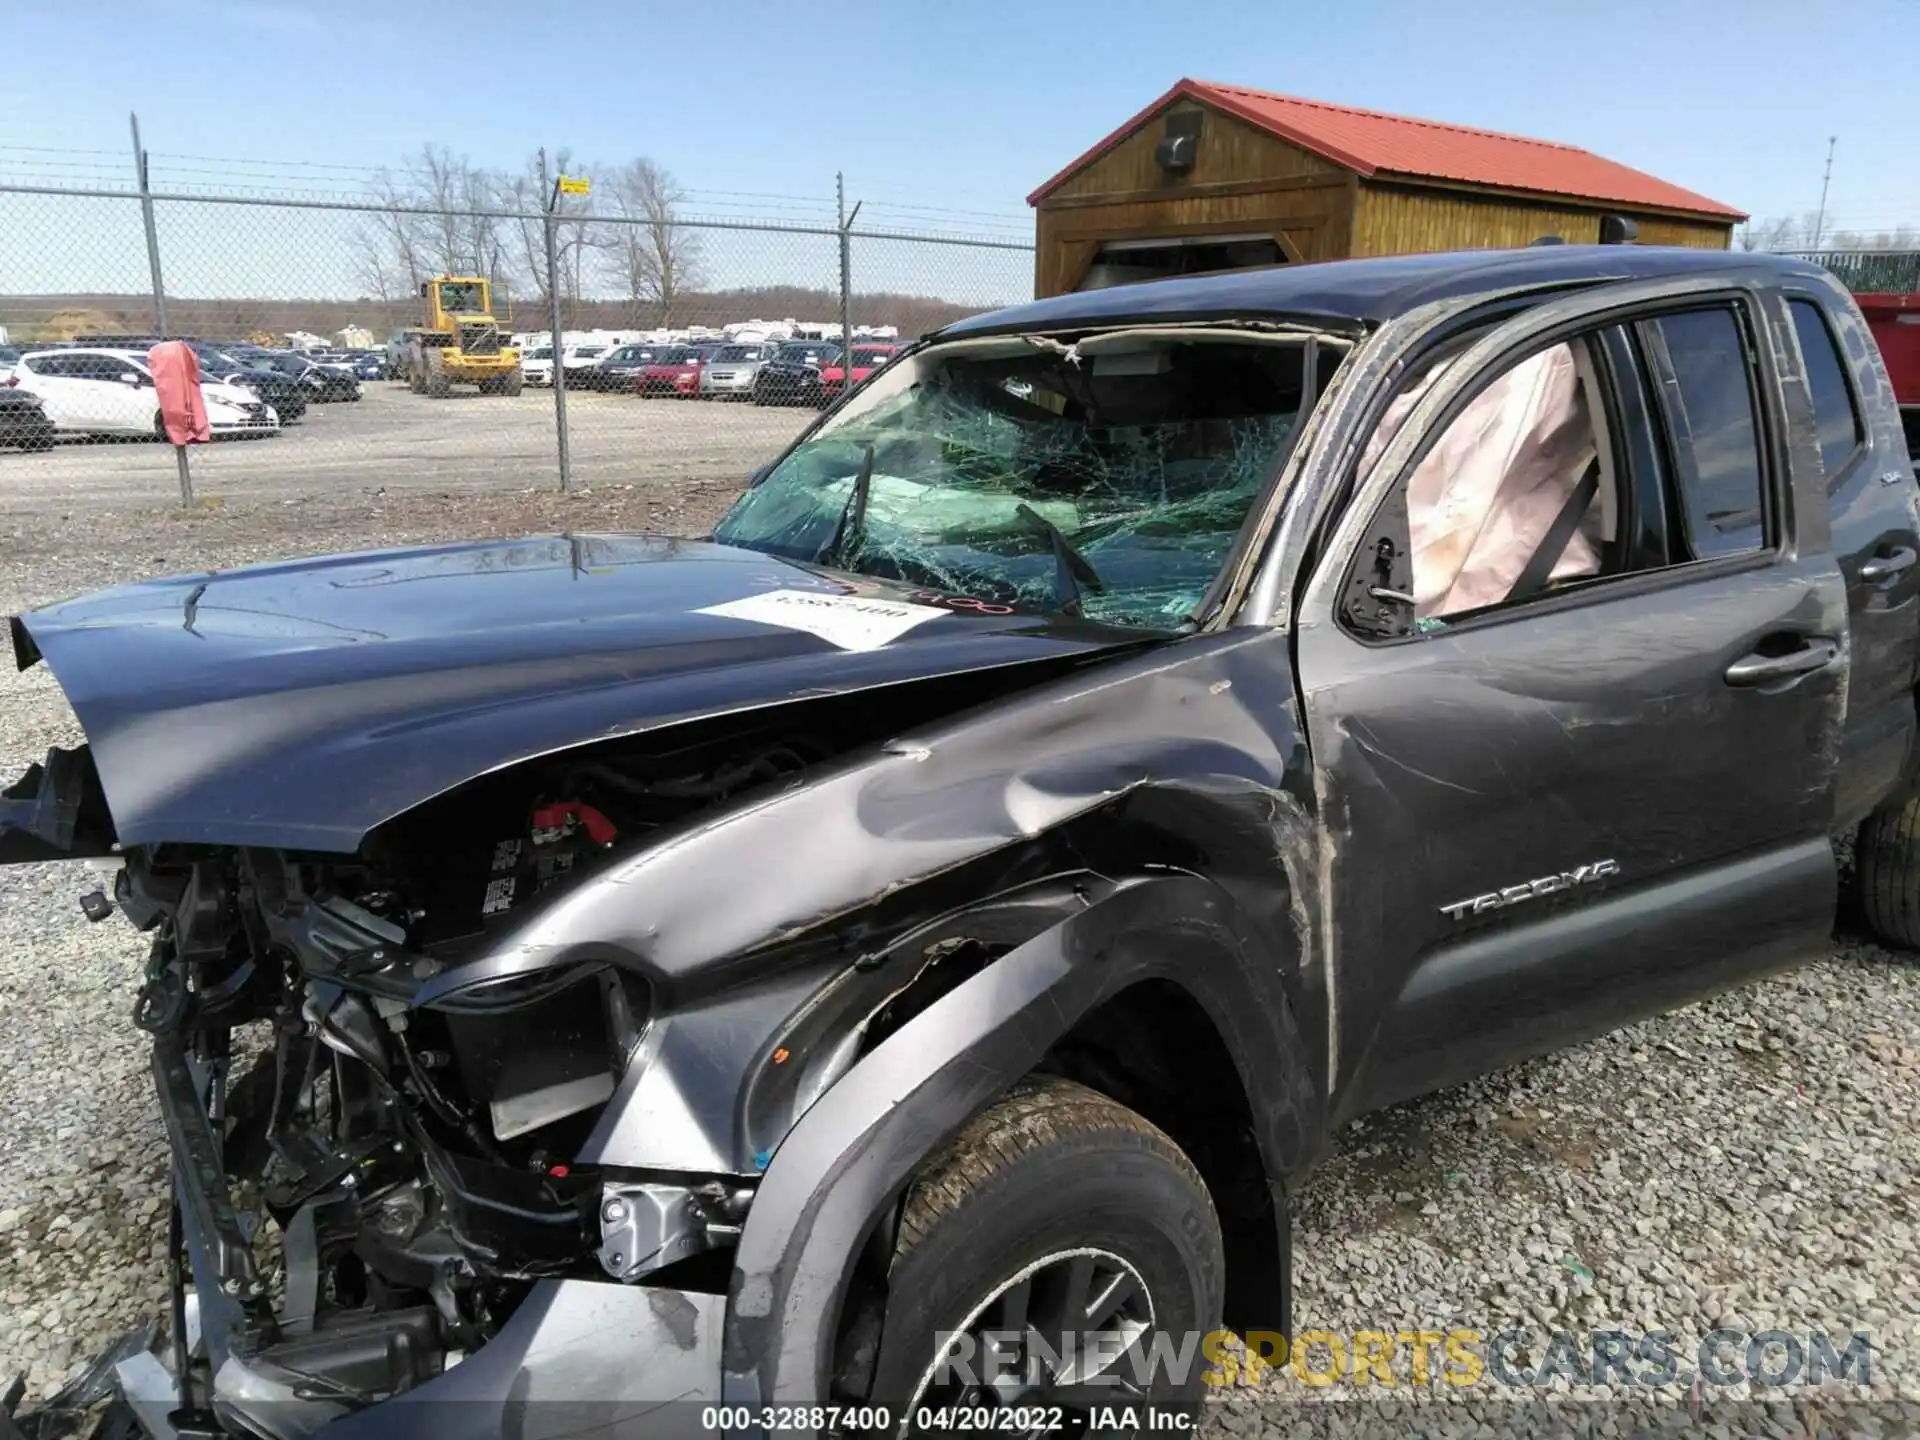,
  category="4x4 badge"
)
[1440,859,1620,920]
